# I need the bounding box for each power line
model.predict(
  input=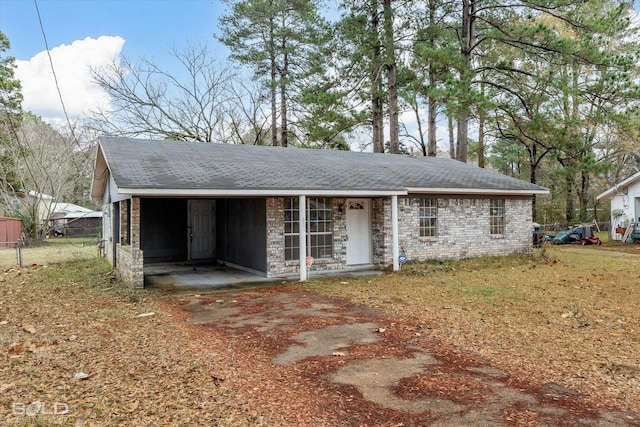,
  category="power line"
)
[33,0,91,160]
